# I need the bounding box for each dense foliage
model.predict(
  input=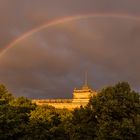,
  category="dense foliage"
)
[0,82,140,140]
